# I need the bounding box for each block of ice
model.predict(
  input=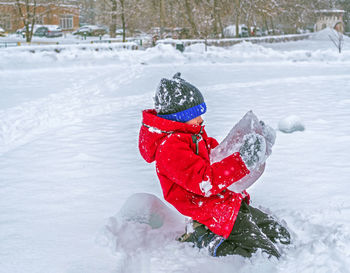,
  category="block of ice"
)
[229,163,266,193]
[101,193,184,253]
[210,111,276,192]
[118,193,182,229]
